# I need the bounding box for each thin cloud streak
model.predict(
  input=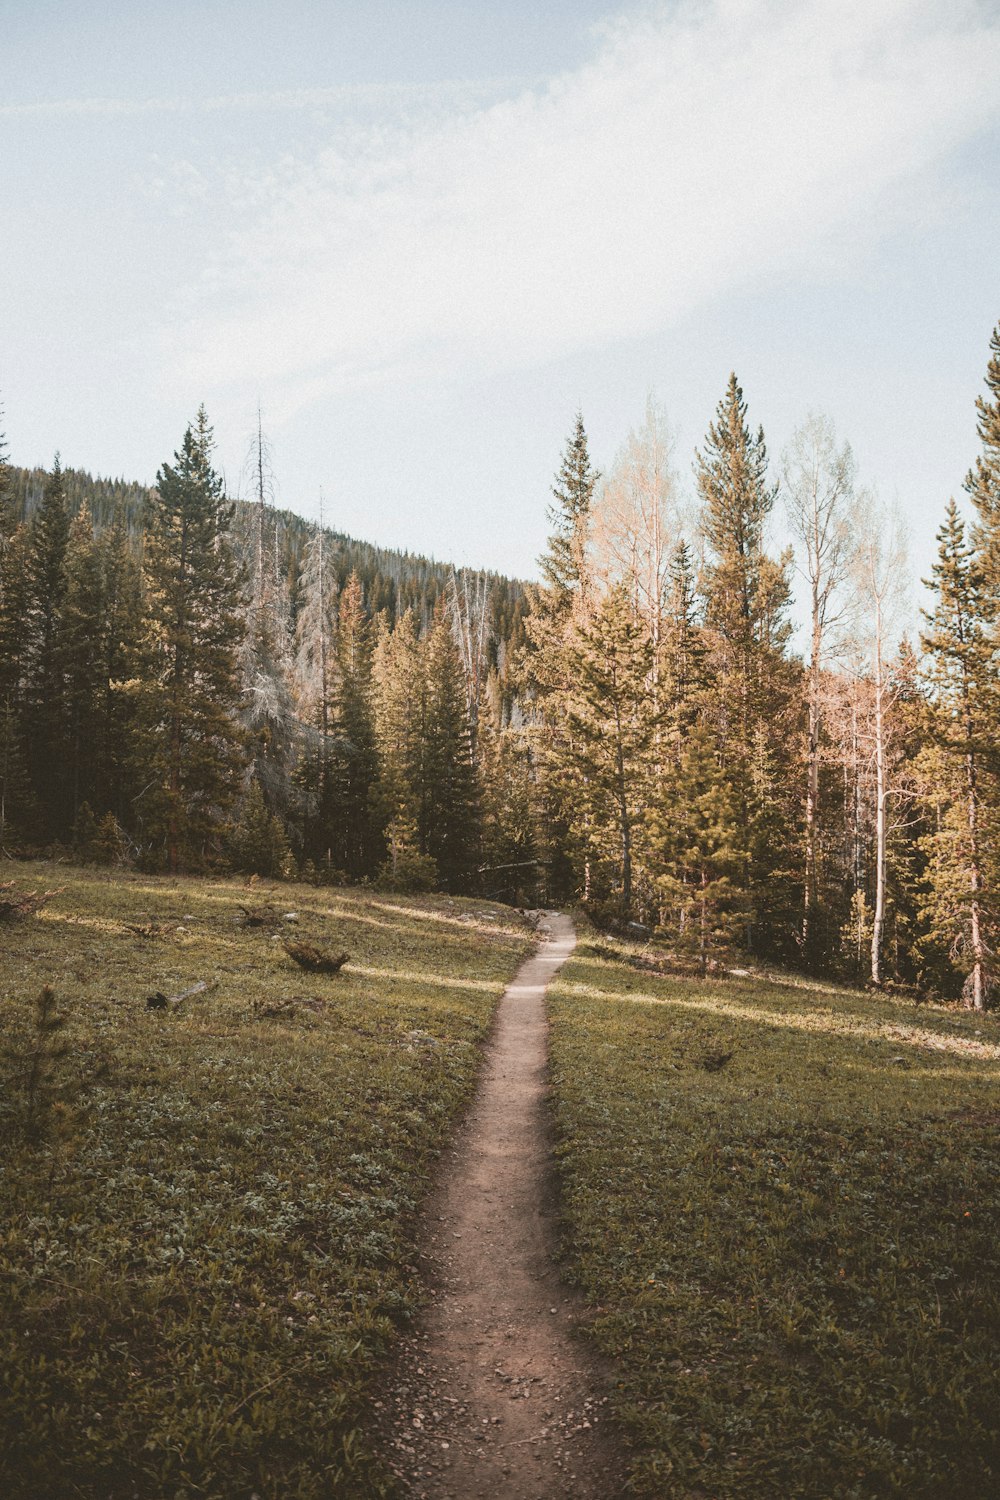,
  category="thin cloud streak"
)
[0,79,526,120]
[168,0,1000,413]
